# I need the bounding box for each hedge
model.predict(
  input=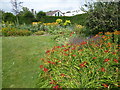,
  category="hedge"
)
[37,13,88,25]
